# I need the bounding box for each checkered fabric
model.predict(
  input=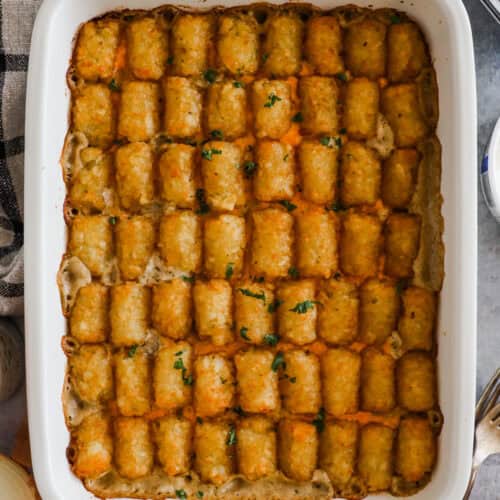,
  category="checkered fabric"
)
[0,0,41,315]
